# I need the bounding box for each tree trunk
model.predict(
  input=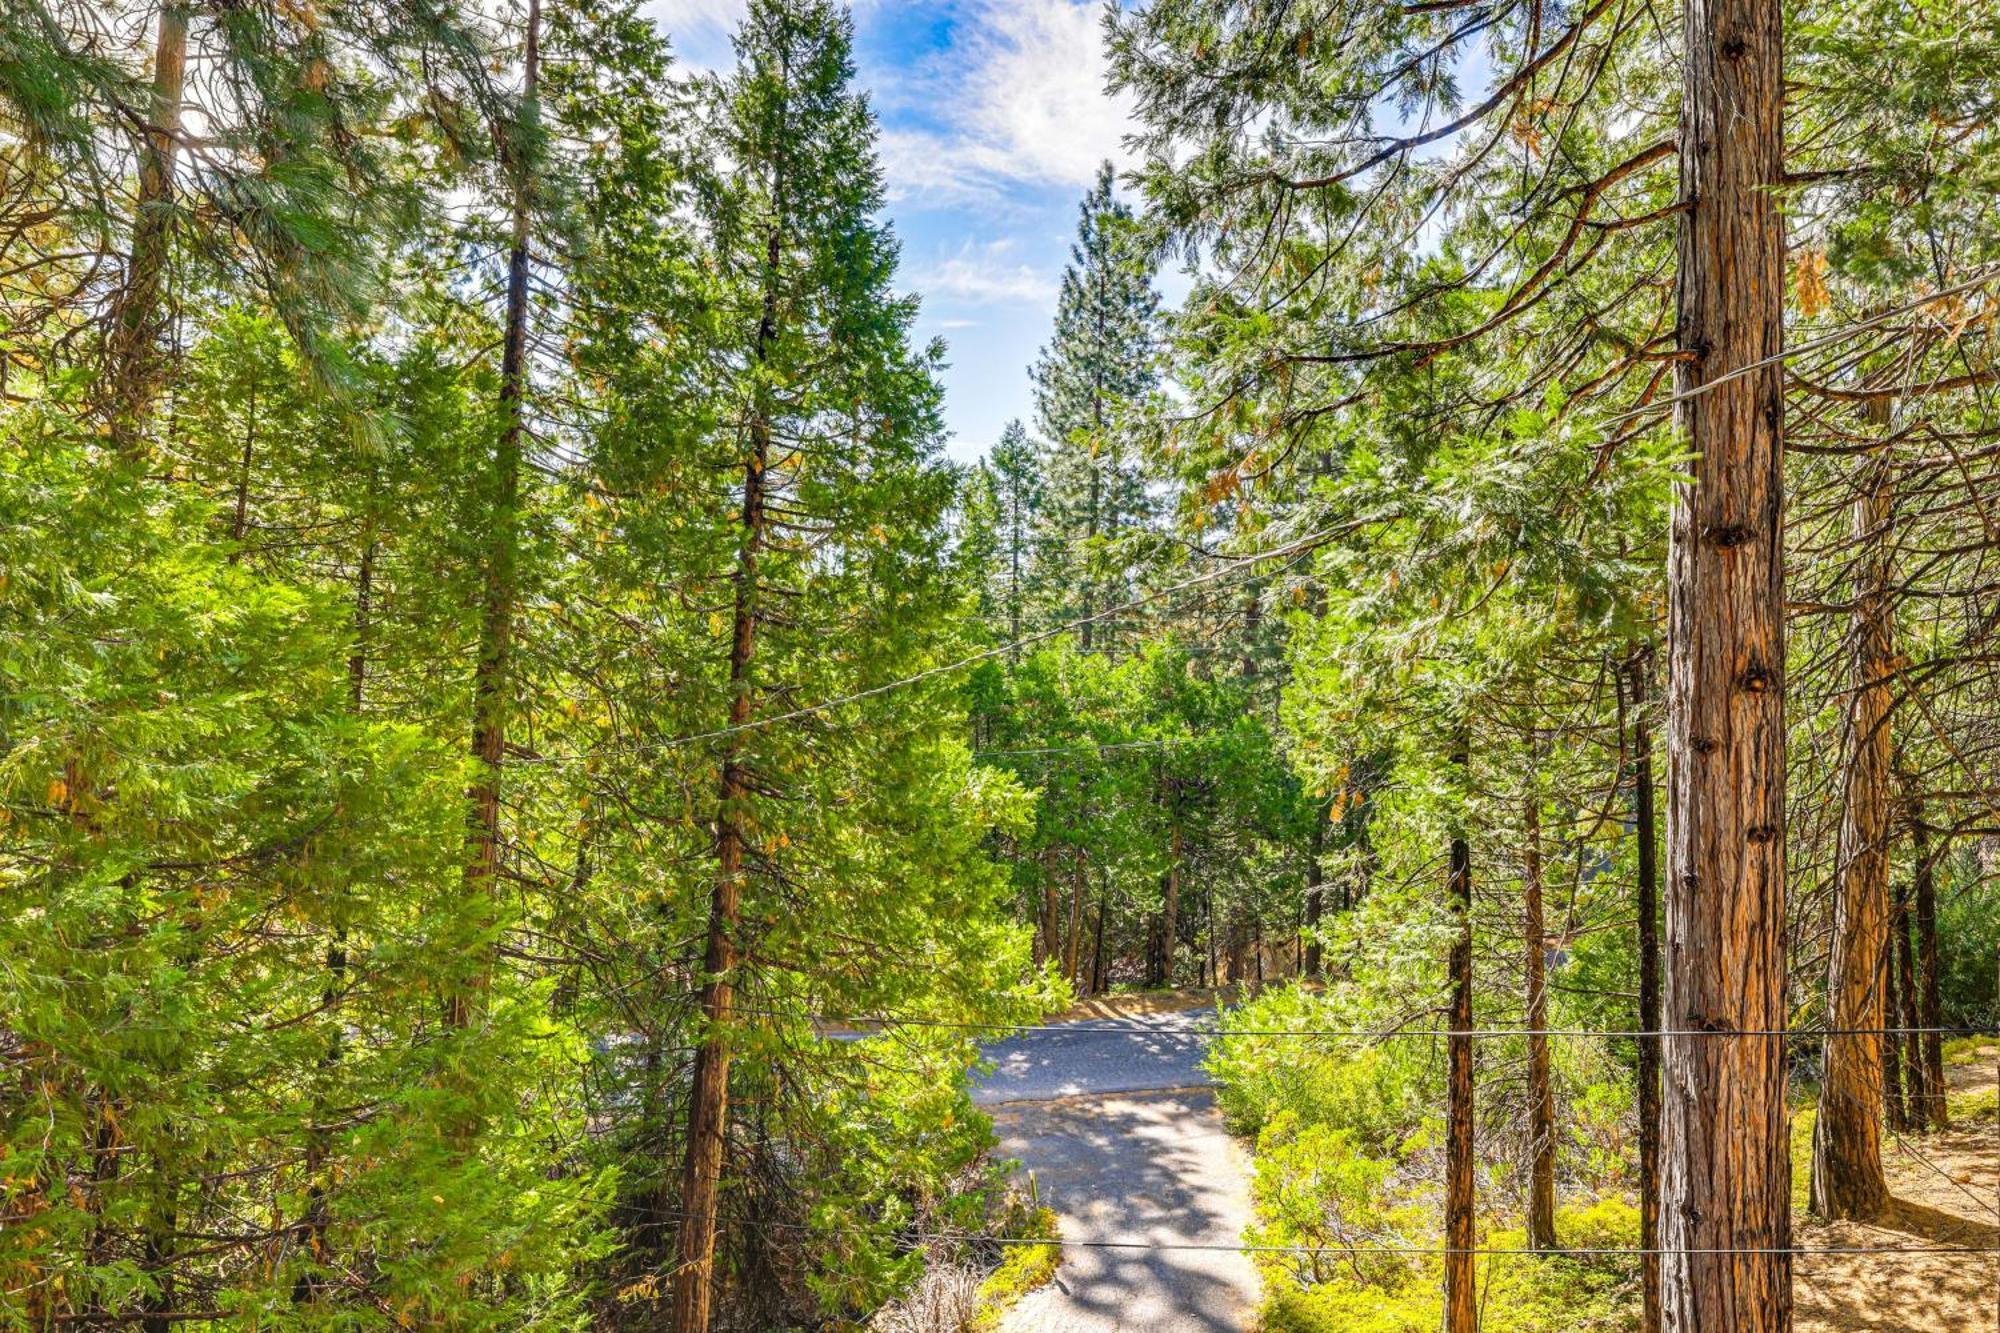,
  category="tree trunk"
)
[454,0,540,1032]
[1893,873,1924,1131]
[1039,847,1061,968]
[672,140,784,1333]
[1523,779,1557,1251]
[1811,453,1895,1220]
[1881,921,1908,1133]
[104,0,188,451]
[1444,733,1477,1333]
[1629,652,1663,1333]
[1065,846,1087,989]
[1304,803,1326,979]
[1078,465,1099,650]
[1910,800,1948,1129]
[1163,780,1182,987]
[1090,869,1108,995]
[1662,0,1792,1316]
[295,537,371,1305]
